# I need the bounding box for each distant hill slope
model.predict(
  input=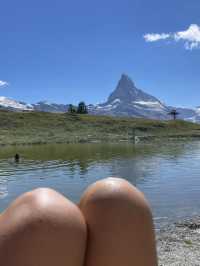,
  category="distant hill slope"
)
[0,111,200,145]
